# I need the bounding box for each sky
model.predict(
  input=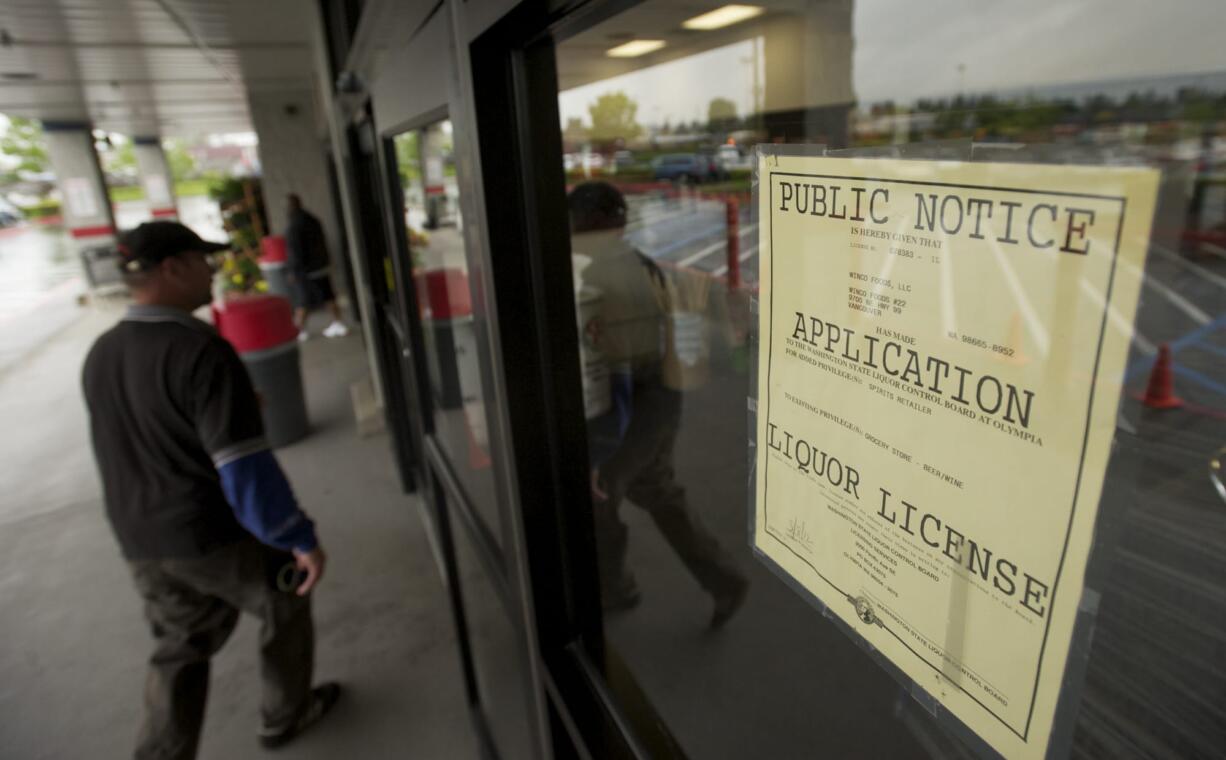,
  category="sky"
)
[558,0,1226,129]
[559,39,759,129]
